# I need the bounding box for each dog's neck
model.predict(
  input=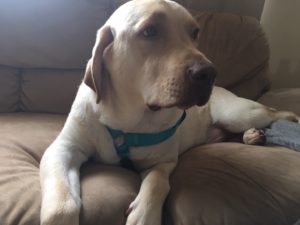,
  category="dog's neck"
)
[105,111,186,164]
[99,97,183,133]
[74,83,184,134]
[93,76,181,132]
